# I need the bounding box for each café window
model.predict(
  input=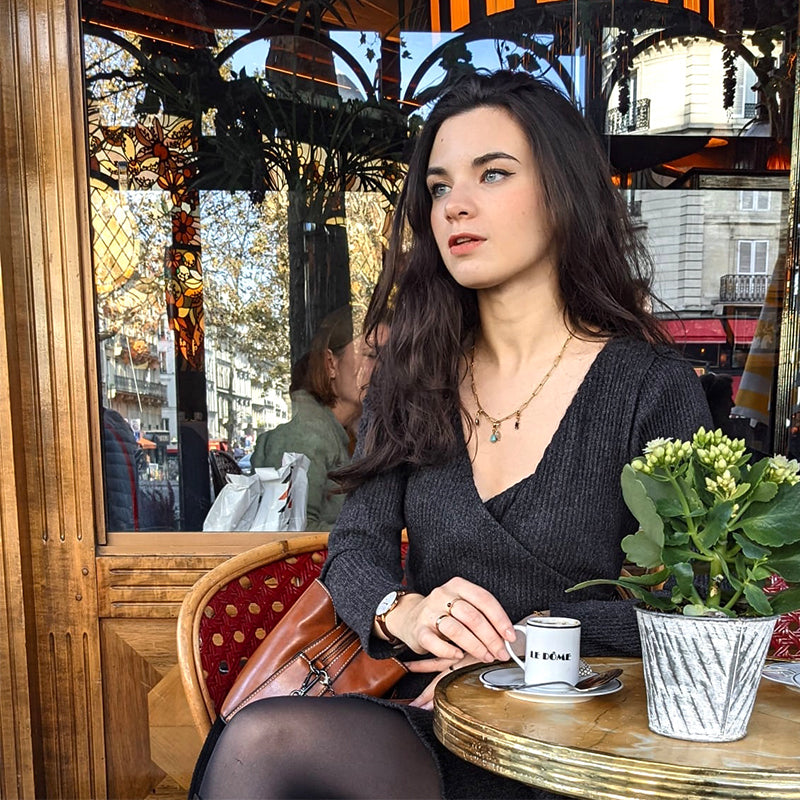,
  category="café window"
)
[82,0,797,532]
